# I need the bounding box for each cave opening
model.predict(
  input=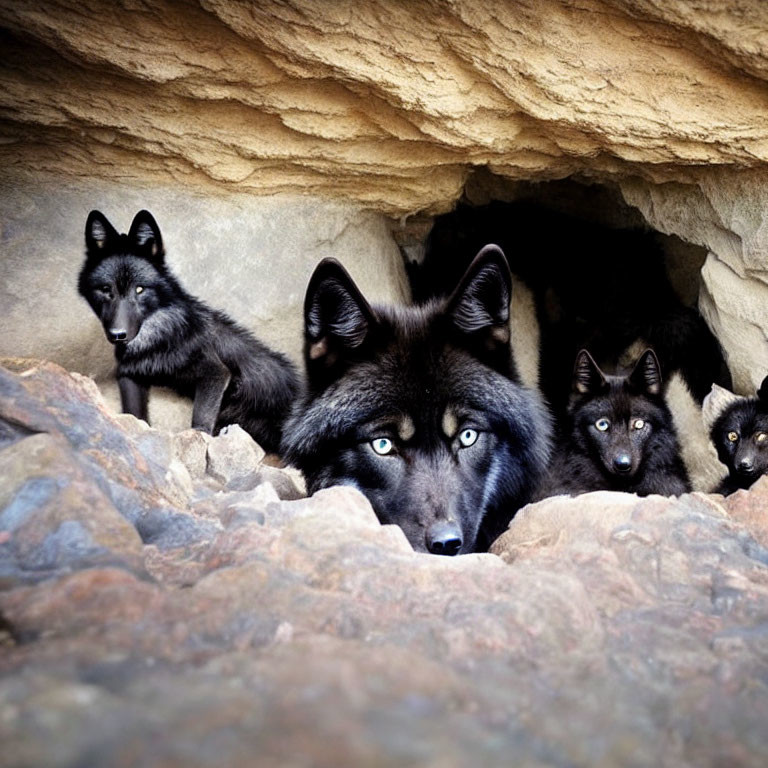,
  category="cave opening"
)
[401,174,731,421]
